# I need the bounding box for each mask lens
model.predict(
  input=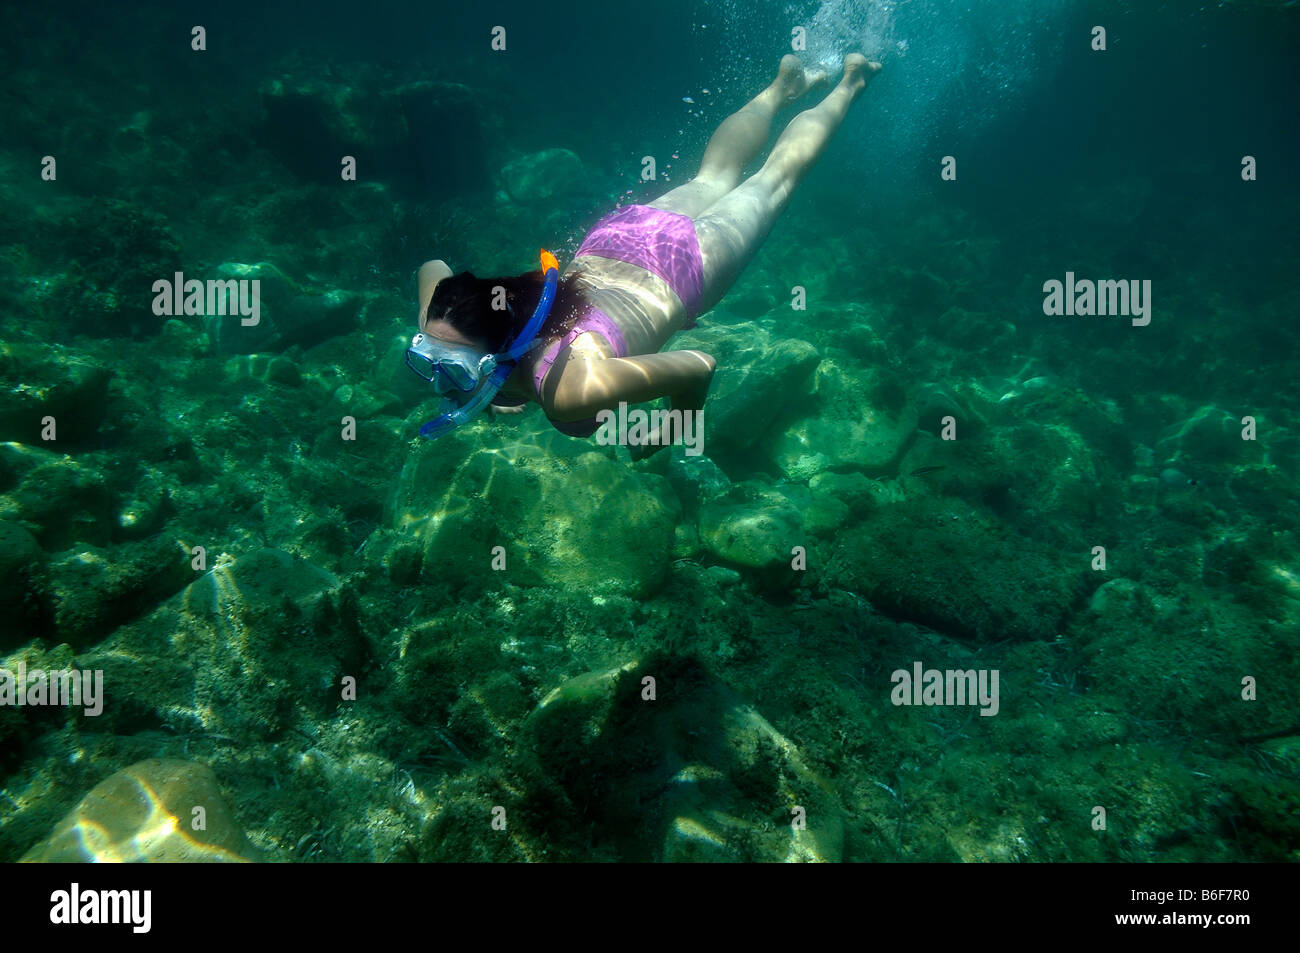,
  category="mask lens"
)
[404,348,439,383]
[437,362,478,392]
[405,336,480,392]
